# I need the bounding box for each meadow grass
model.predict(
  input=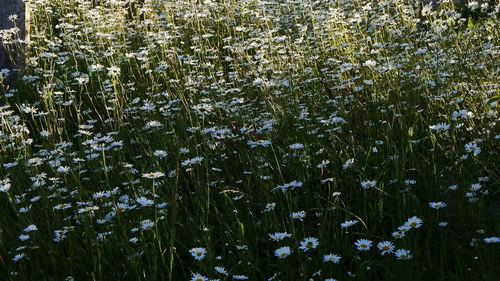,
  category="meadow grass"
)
[0,0,499,280]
